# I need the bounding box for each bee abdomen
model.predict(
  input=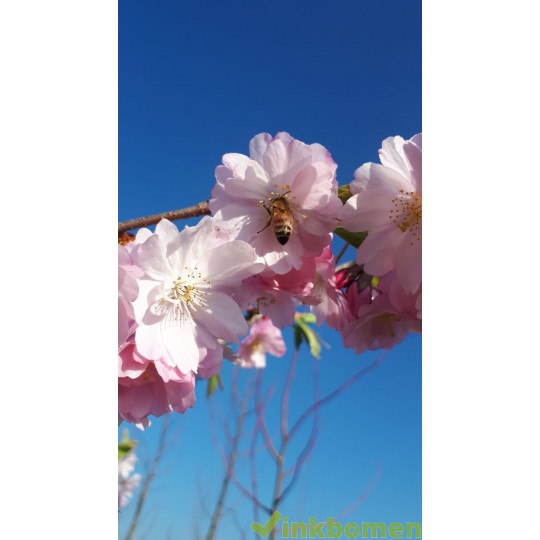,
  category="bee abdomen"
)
[274,222,292,245]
